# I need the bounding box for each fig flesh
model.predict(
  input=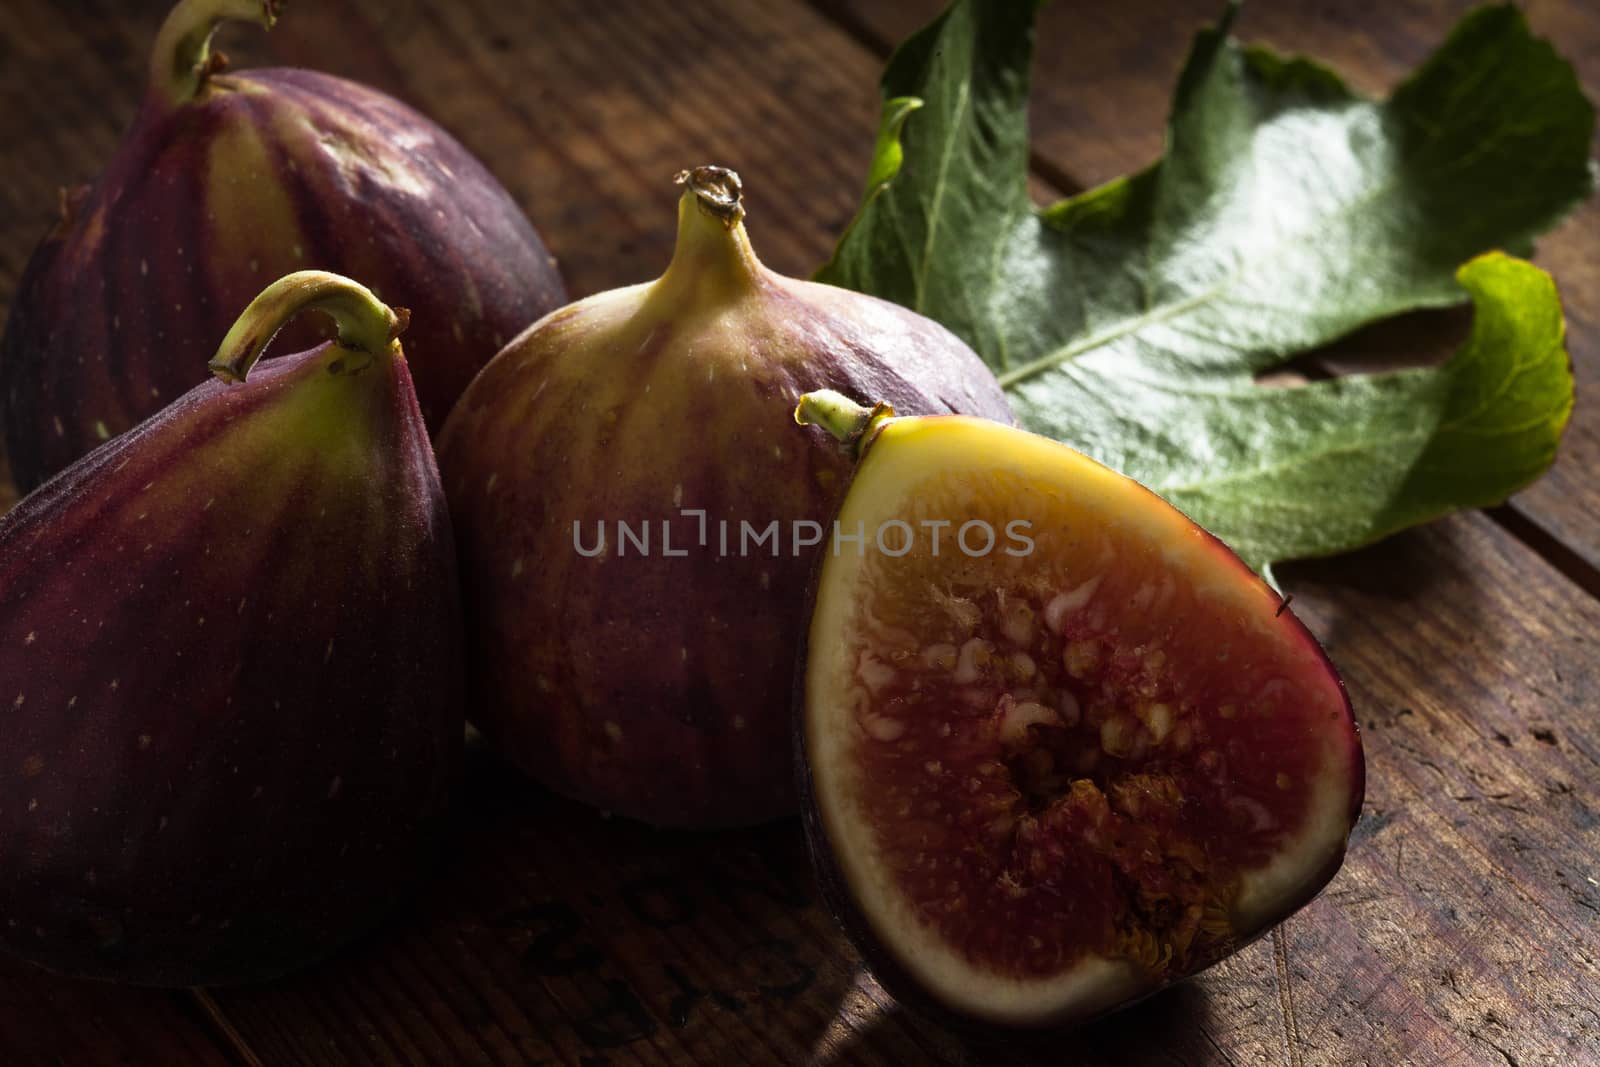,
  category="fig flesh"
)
[794,392,1364,1027]
[0,0,565,491]
[438,167,1012,829]
[0,271,462,985]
